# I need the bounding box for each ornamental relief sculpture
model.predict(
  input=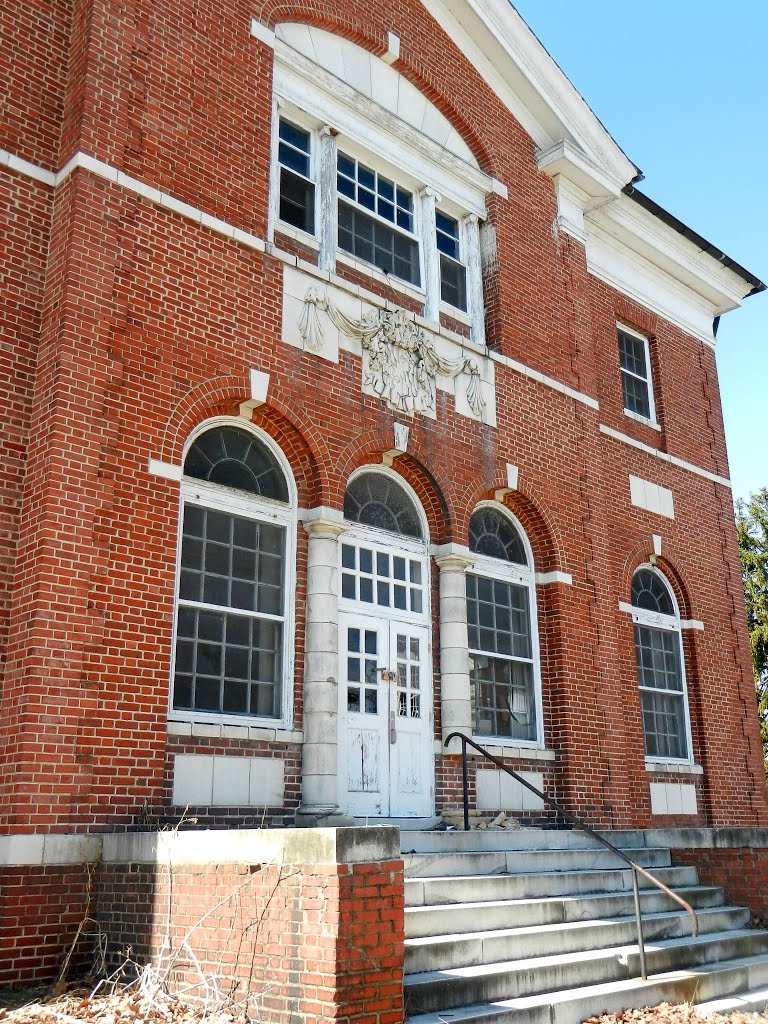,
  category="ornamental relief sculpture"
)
[298,287,485,418]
